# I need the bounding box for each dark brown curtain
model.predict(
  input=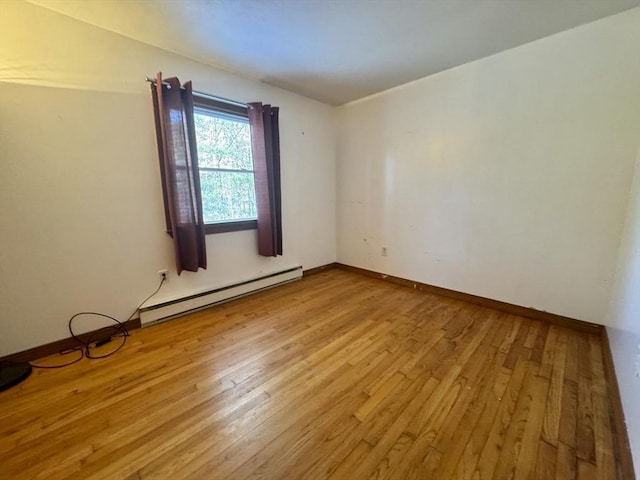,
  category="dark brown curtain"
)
[248,103,283,257]
[151,72,207,274]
